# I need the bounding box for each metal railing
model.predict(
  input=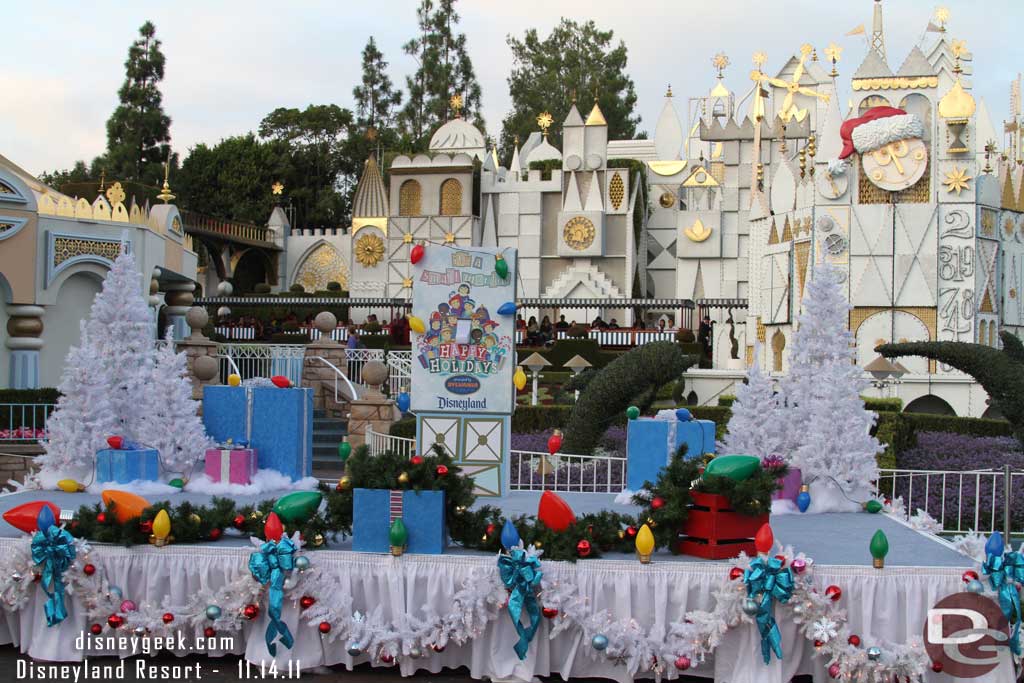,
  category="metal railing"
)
[0,403,53,441]
[366,426,416,459]
[216,343,306,387]
[214,326,257,340]
[387,351,412,396]
[310,356,360,403]
[509,449,627,493]
[877,466,1022,536]
[343,348,384,387]
[179,208,274,245]
[515,328,678,346]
